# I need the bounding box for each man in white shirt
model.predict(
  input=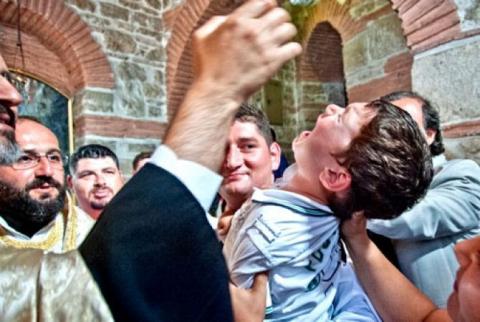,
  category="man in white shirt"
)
[217,103,281,238]
[80,1,302,321]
